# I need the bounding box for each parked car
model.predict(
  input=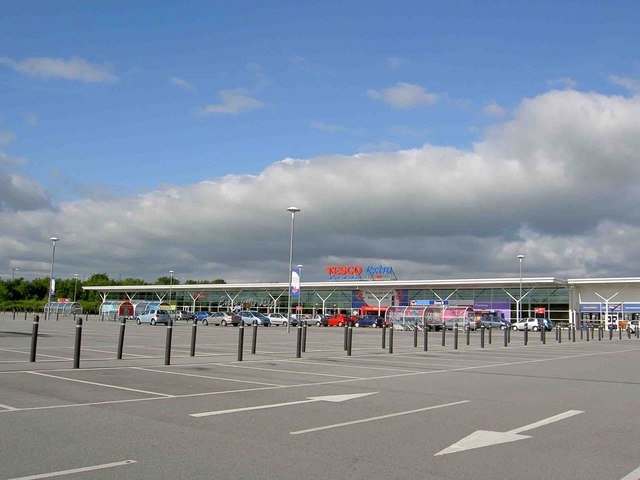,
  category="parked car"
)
[512,317,543,331]
[176,310,195,321]
[238,310,271,326]
[267,313,298,327]
[310,314,327,326]
[207,311,241,326]
[194,311,210,323]
[136,308,171,325]
[354,315,384,327]
[324,313,357,327]
[481,315,511,329]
